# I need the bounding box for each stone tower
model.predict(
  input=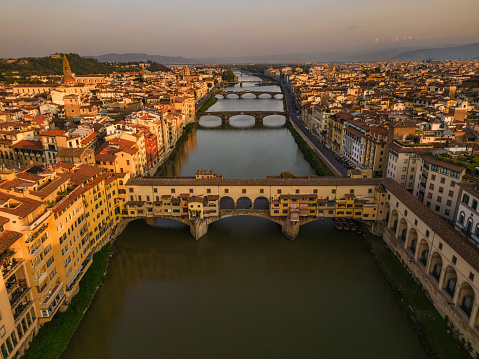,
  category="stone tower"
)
[62,54,75,83]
